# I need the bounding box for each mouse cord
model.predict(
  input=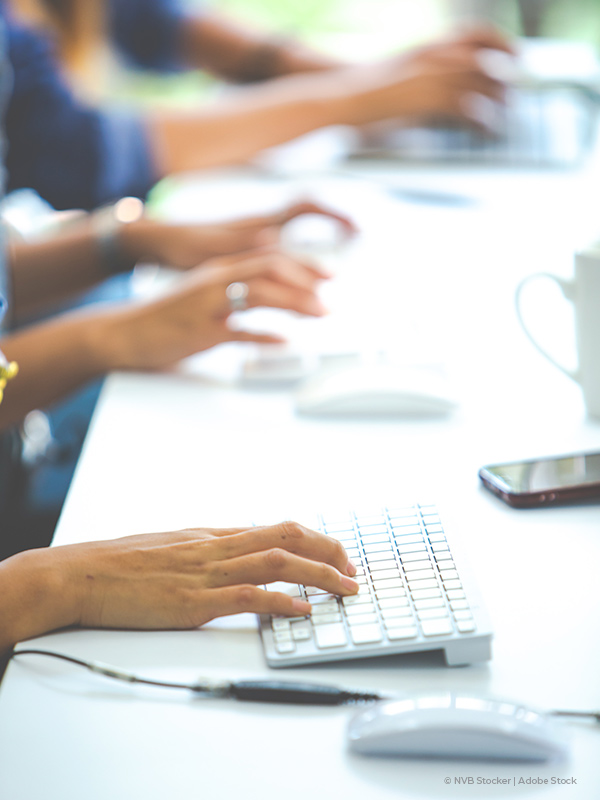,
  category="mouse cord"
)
[11,649,600,719]
[11,648,382,705]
